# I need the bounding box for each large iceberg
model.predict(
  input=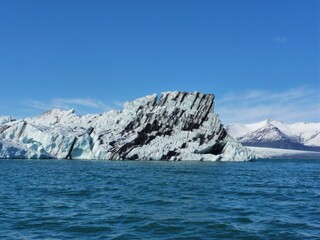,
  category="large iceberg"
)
[0,92,254,161]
